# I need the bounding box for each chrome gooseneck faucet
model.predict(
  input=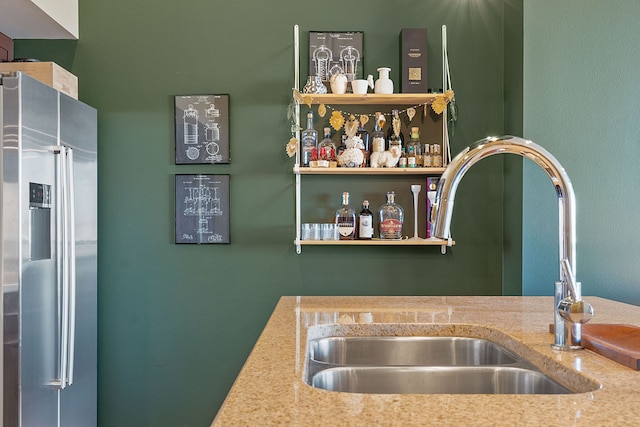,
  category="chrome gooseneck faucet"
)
[431,136,594,350]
